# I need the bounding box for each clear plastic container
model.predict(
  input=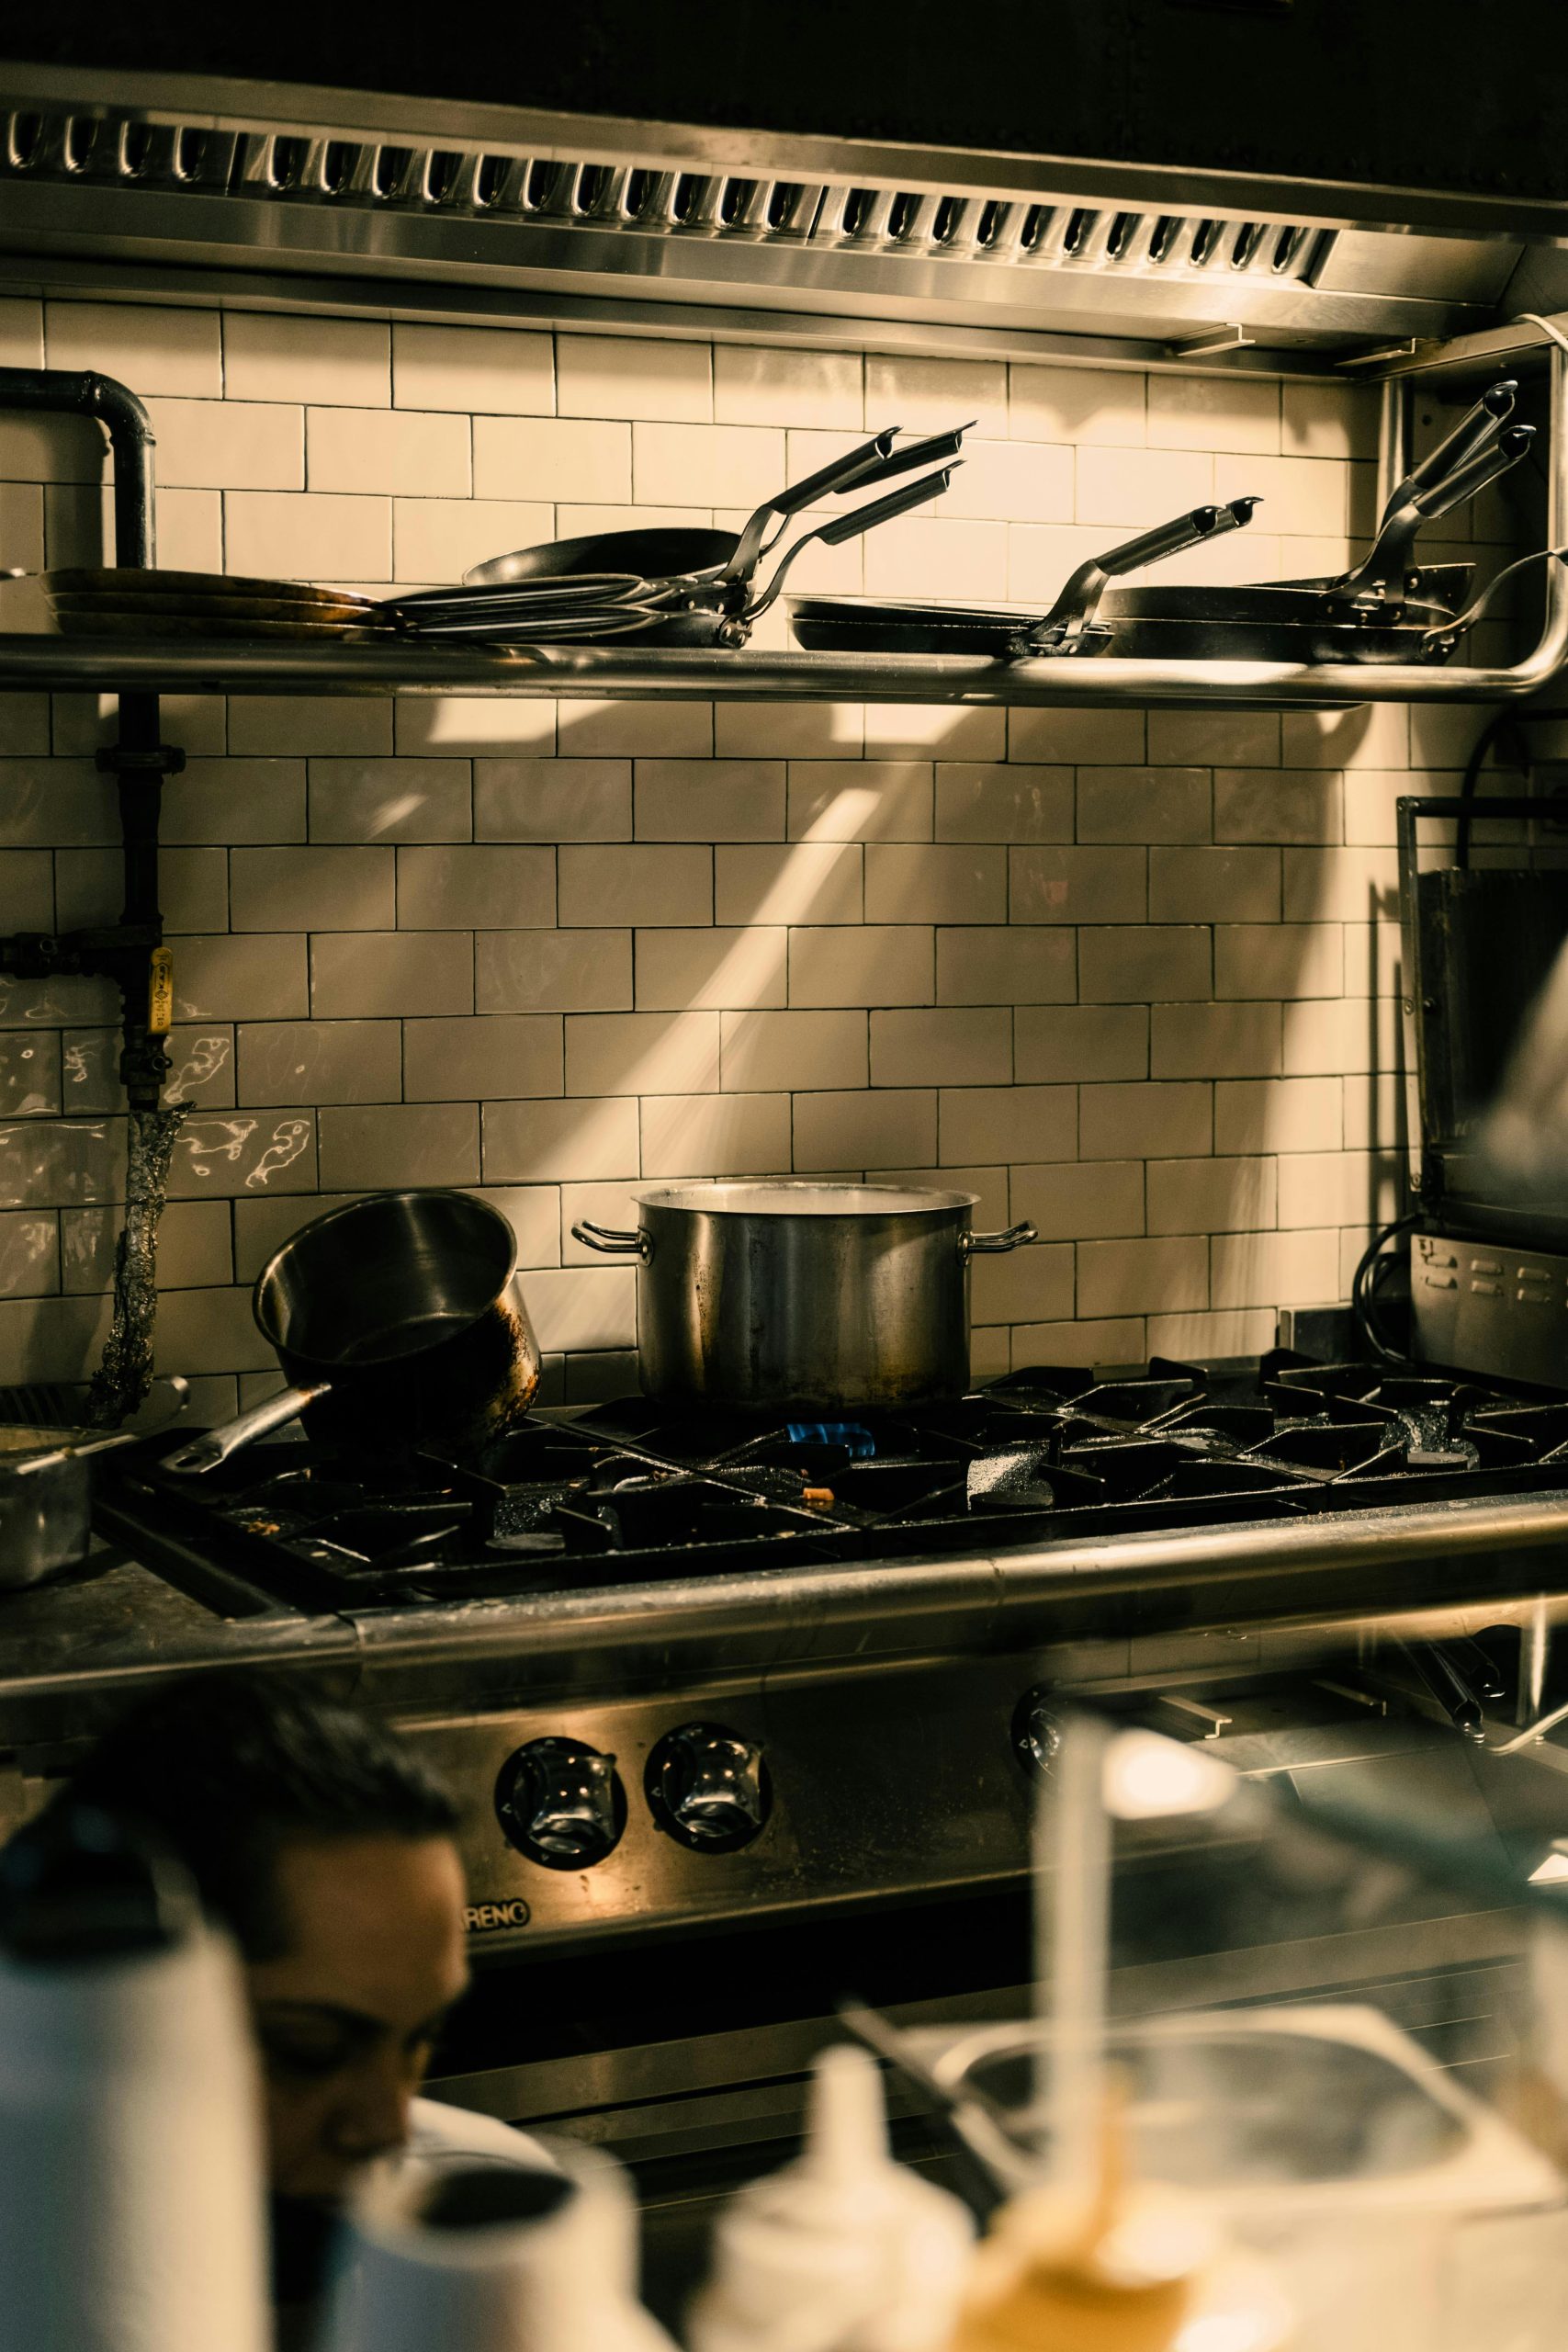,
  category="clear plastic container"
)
[918,2006,1568,2352]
